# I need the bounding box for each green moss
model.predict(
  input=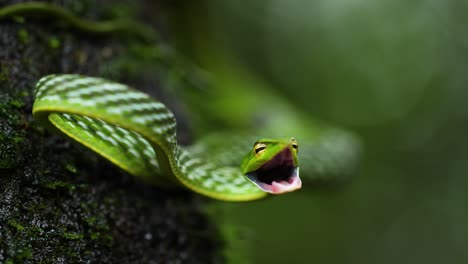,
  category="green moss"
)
[65,163,77,173]
[0,63,9,81]
[7,219,25,232]
[9,99,24,108]
[3,247,33,263]
[84,216,97,225]
[30,203,47,210]
[62,232,84,240]
[90,232,100,240]
[15,248,33,260]
[11,135,24,144]
[0,156,16,169]
[42,180,77,192]
[48,36,61,49]
[18,90,28,97]
[12,15,25,23]
[0,90,29,169]
[17,28,29,44]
